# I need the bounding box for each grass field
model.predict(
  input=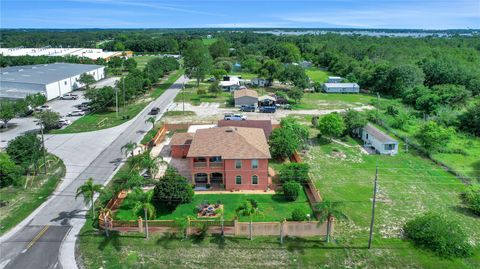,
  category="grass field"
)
[0,154,65,235]
[304,135,480,268]
[306,67,331,83]
[174,80,232,107]
[202,38,217,45]
[52,70,183,134]
[133,55,160,70]
[292,92,375,110]
[115,191,313,222]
